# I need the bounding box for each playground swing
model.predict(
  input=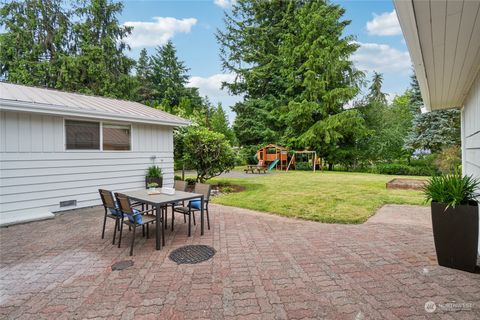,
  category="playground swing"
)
[286,150,318,172]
